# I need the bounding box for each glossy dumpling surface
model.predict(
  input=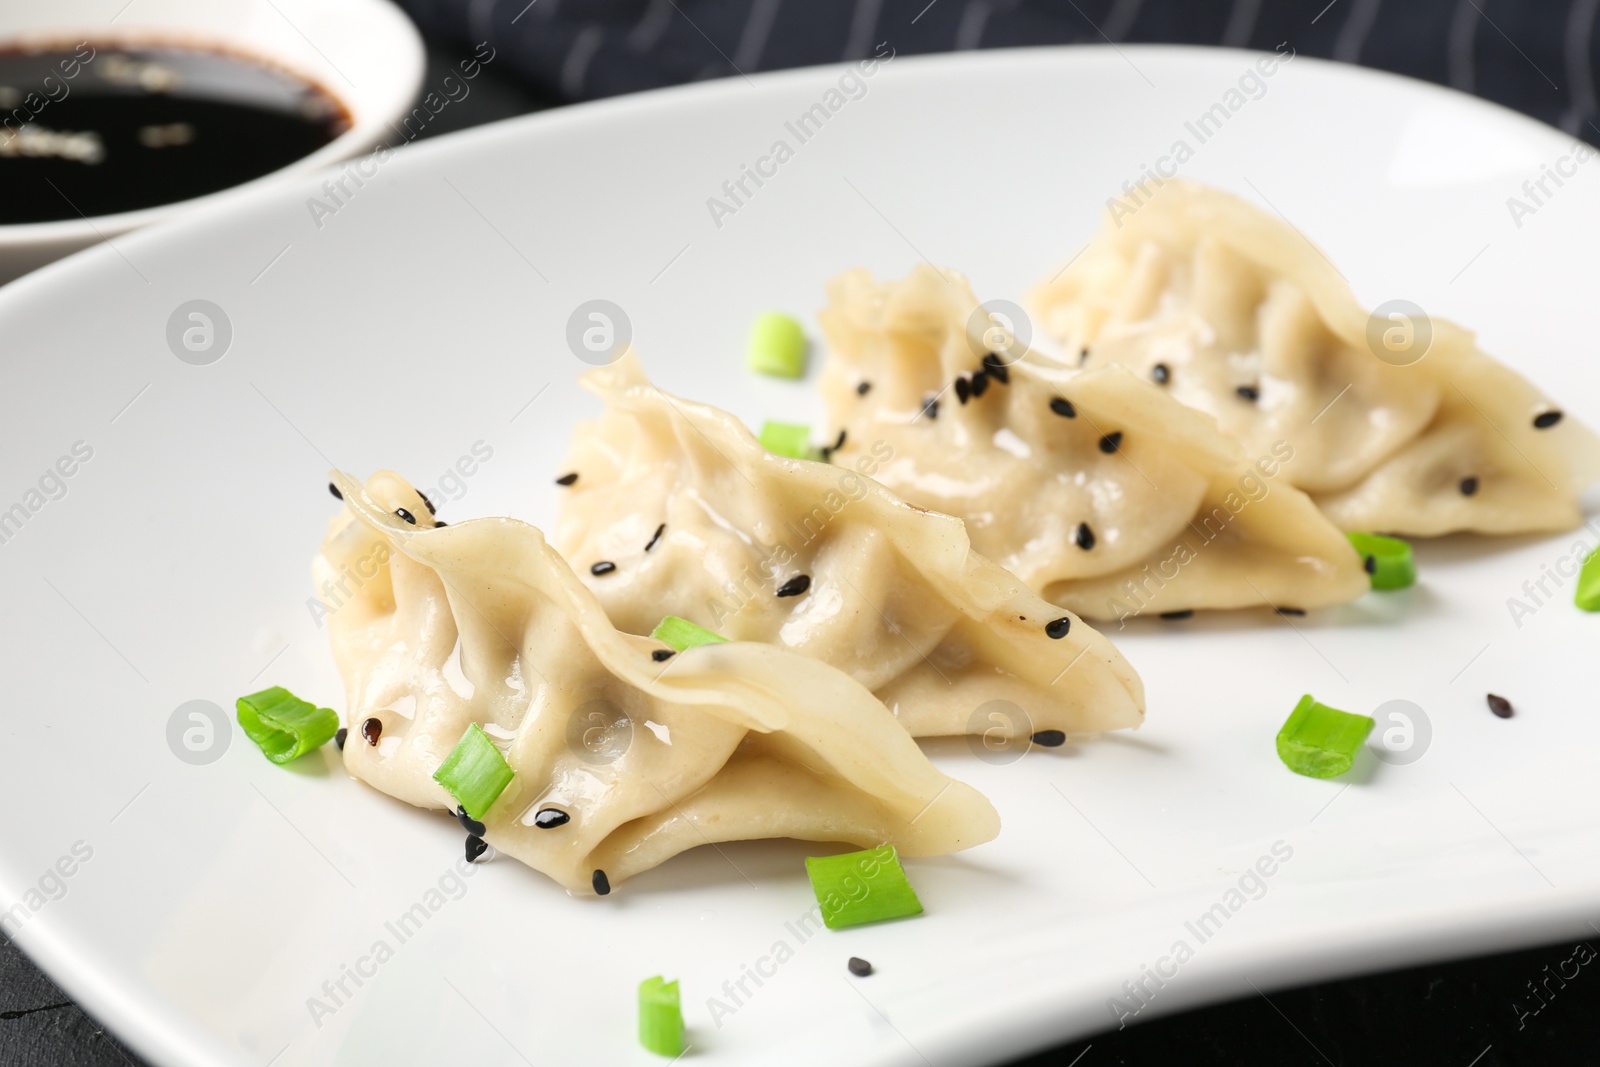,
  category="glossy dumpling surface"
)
[317,471,999,894]
[553,352,1144,738]
[1030,180,1600,536]
[817,265,1369,621]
